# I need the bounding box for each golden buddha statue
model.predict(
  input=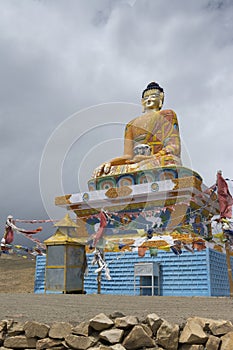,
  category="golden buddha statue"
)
[93,82,182,178]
